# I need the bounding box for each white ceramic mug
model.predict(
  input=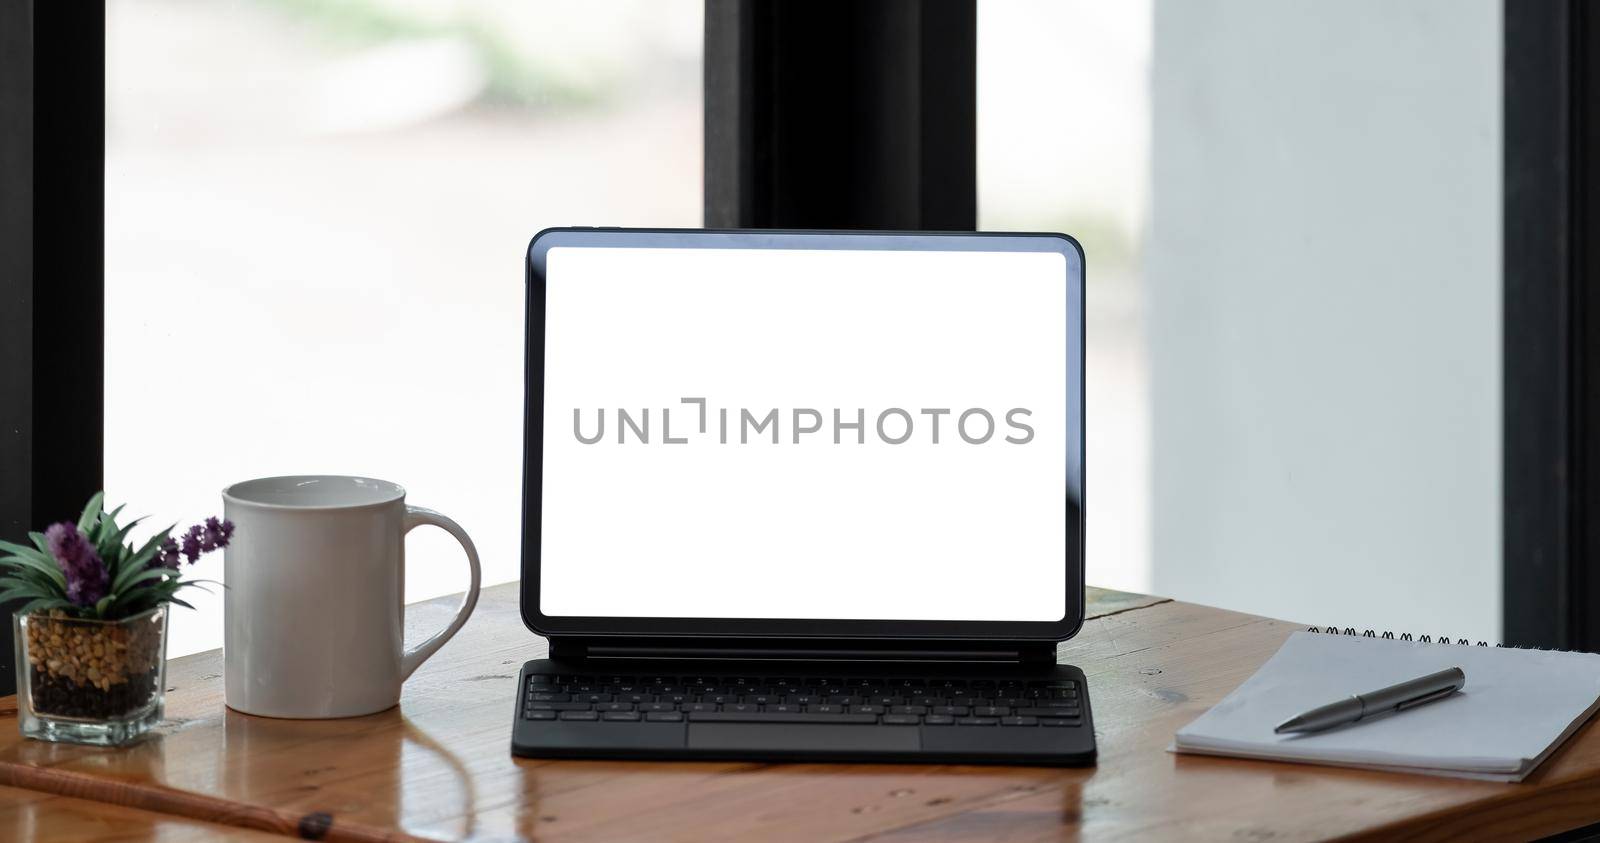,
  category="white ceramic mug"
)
[221,475,482,718]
